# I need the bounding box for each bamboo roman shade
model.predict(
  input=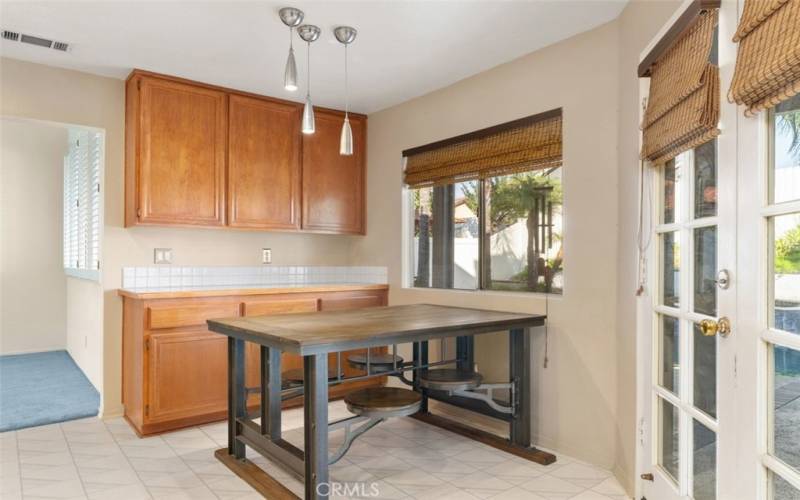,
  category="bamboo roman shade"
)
[403,111,562,188]
[641,9,720,165]
[729,0,800,114]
